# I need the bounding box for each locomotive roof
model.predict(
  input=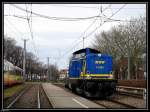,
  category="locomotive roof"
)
[73,48,100,54]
